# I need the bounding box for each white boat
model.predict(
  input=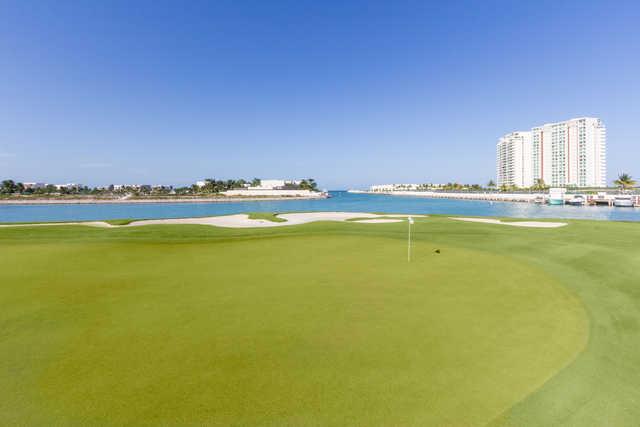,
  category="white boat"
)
[548,188,566,205]
[566,195,585,206]
[533,196,545,204]
[614,195,634,207]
